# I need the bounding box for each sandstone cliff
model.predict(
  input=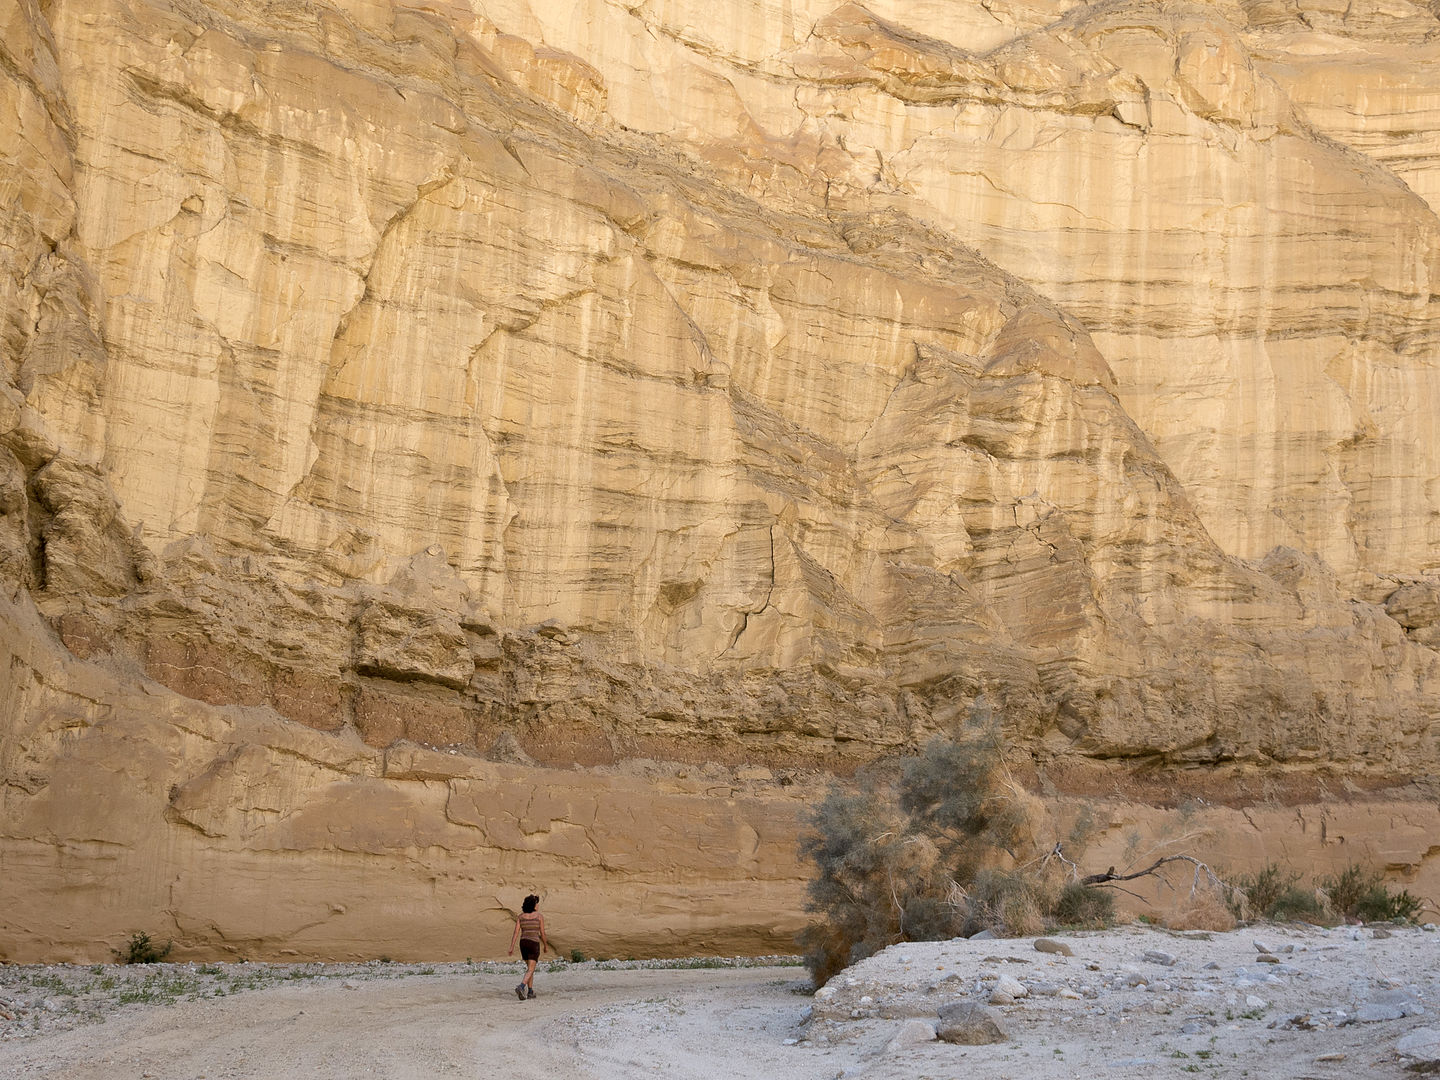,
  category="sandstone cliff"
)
[2,0,1438,959]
